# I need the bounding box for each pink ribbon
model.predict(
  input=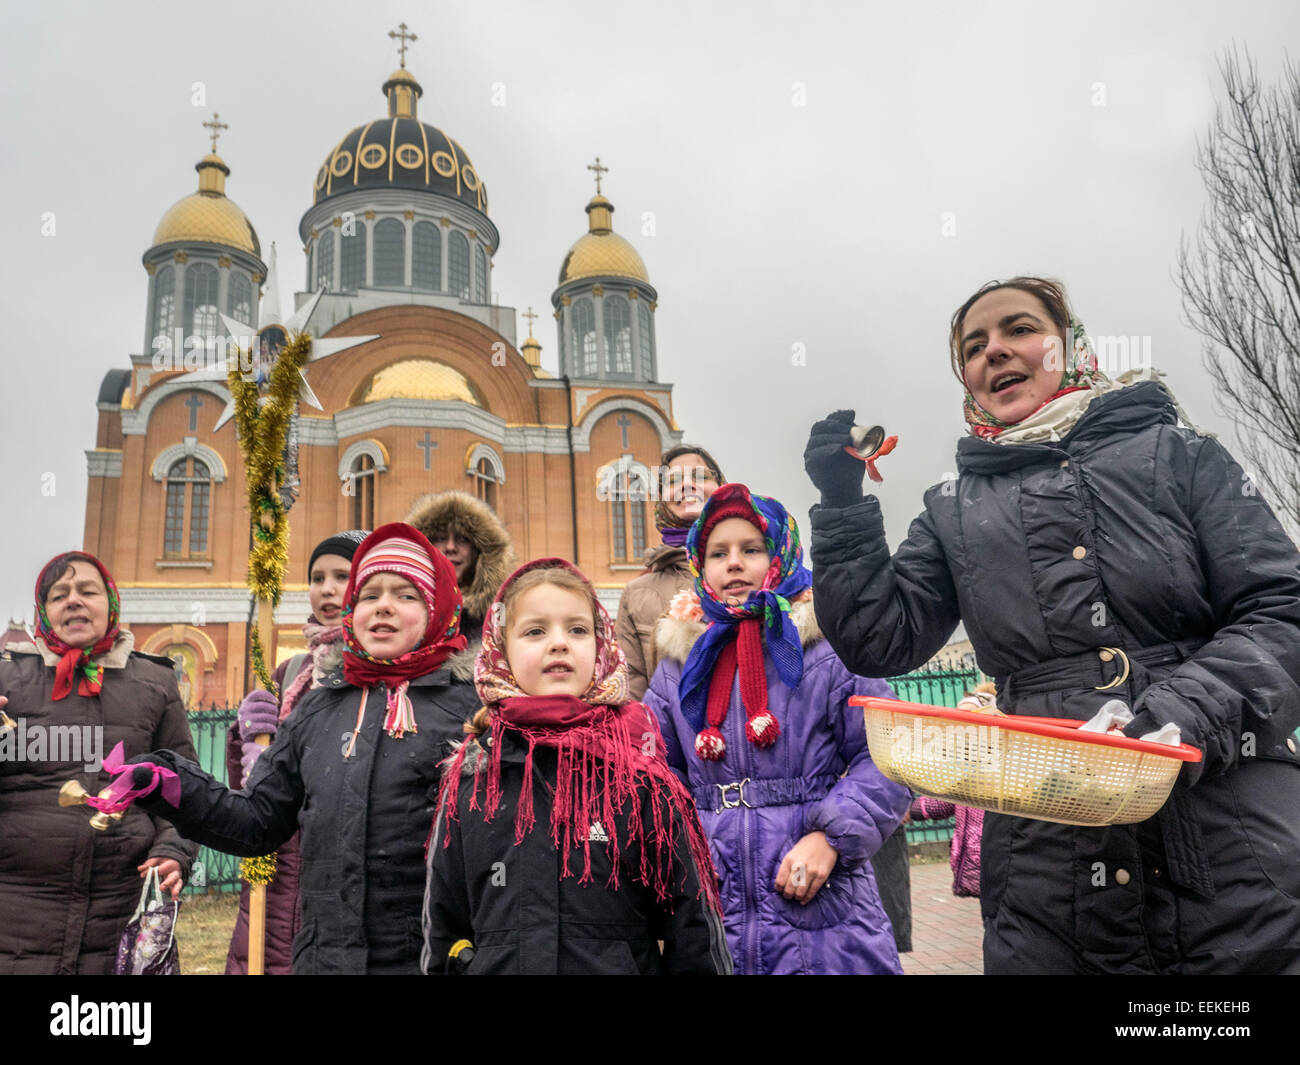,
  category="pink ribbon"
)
[85,742,181,812]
